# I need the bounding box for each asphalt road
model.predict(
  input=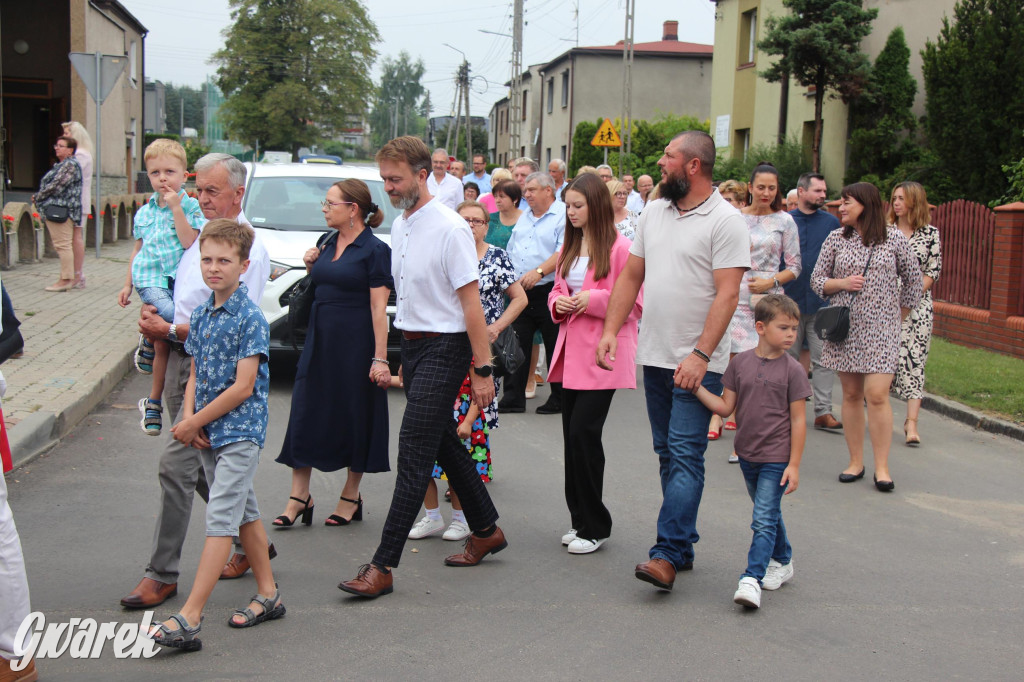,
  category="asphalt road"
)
[6,357,1023,681]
